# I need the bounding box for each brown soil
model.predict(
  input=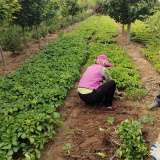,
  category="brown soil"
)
[1,18,160,160]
